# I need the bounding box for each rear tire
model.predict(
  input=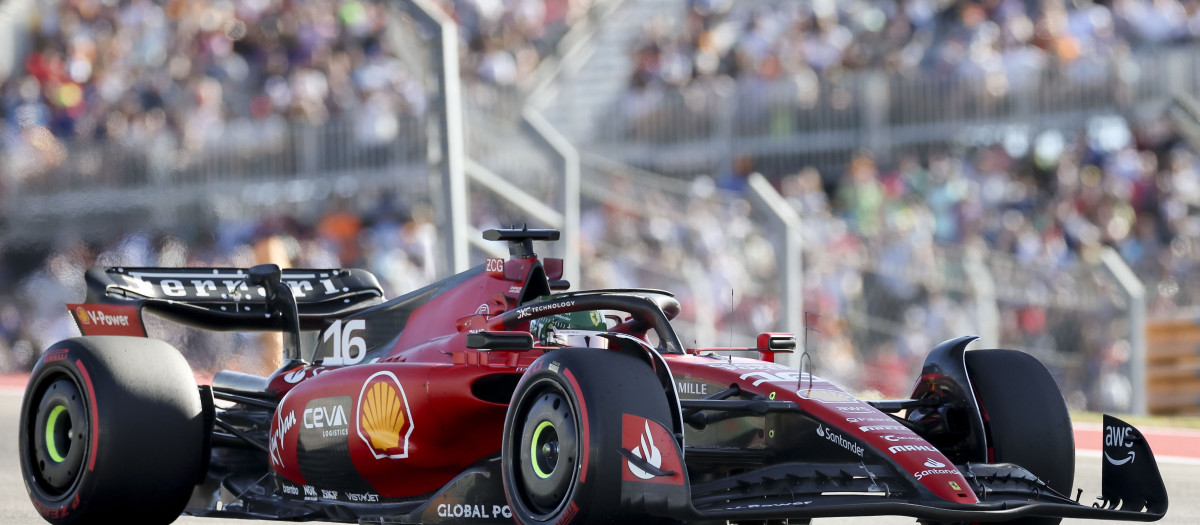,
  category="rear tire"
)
[502,348,676,525]
[19,336,205,525]
[966,349,1074,525]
